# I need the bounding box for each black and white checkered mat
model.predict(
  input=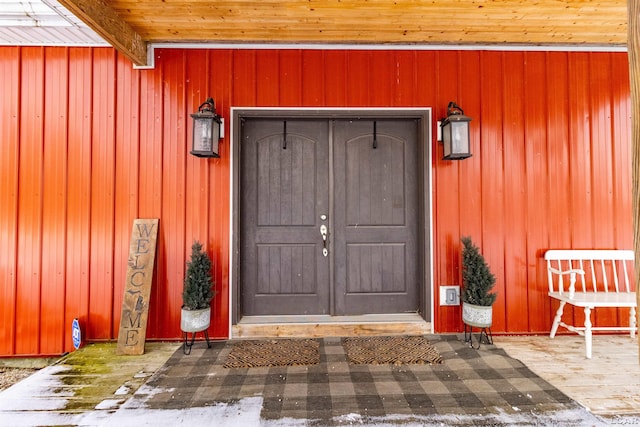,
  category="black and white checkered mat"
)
[136,335,586,425]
